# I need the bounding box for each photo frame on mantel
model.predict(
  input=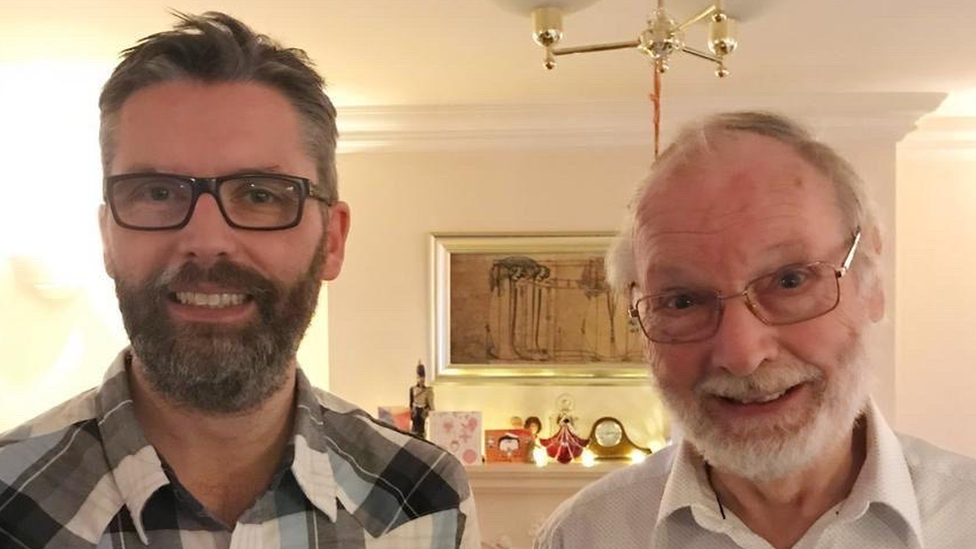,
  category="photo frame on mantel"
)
[430,232,648,384]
